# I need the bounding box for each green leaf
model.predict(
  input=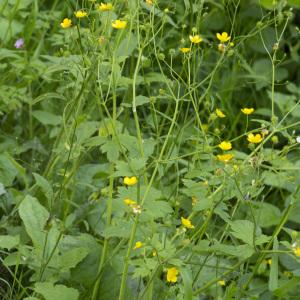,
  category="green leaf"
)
[144,200,173,219]
[211,243,254,259]
[193,197,213,211]
[59,247,90,272]
[0,235,19,250]
[135,95,149,107]
[0,153,22,186]
[0,182,6,195]
[0,17,23,41]
[253,202,281,227]
[181,268,193,300]
[18,195,49,249]
[230,220,269,246]
[116,33,138,59]
[263,170,295,192]
[33,173,53,201]
[32,110,62,126]
[100,140,120,162]
[102,220,132,238]
[34,282,79,300]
